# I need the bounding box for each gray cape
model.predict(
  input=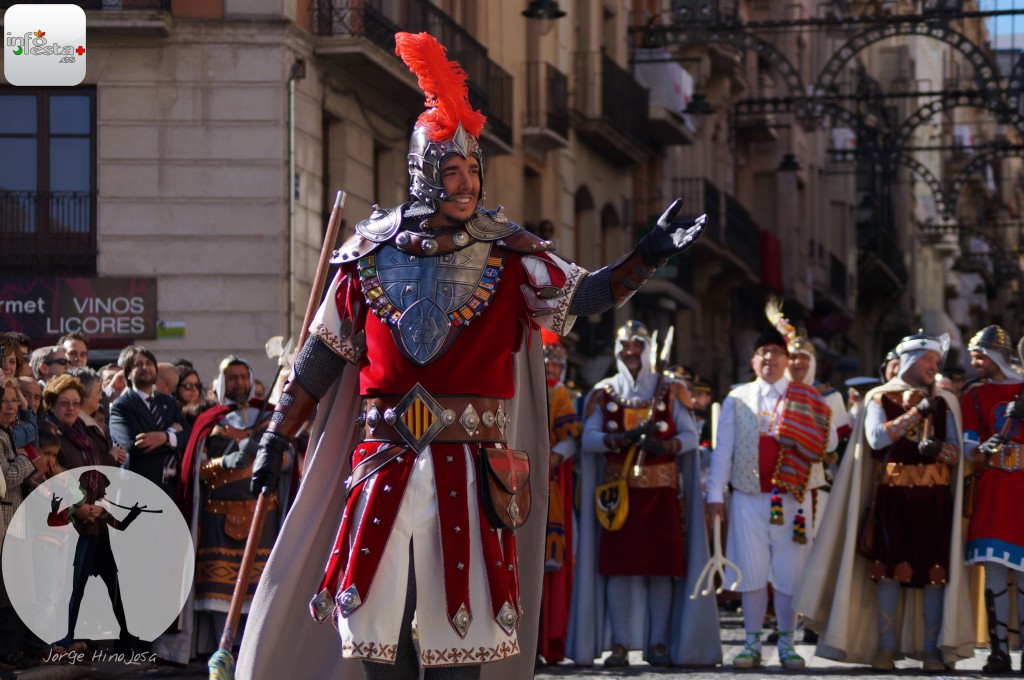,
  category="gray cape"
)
[236,339,550,679]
